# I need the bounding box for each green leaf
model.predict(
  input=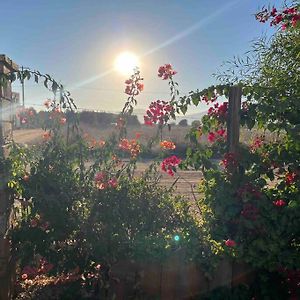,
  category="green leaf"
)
[192,96,199,106]
[180,105,187,115]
